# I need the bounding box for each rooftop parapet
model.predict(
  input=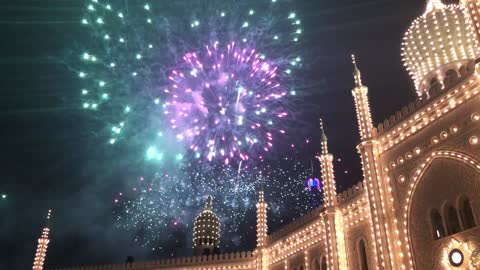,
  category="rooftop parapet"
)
[267,206,324,245]
[377,61,476,136]
[47,251,255,270]
[336,181,366,203]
